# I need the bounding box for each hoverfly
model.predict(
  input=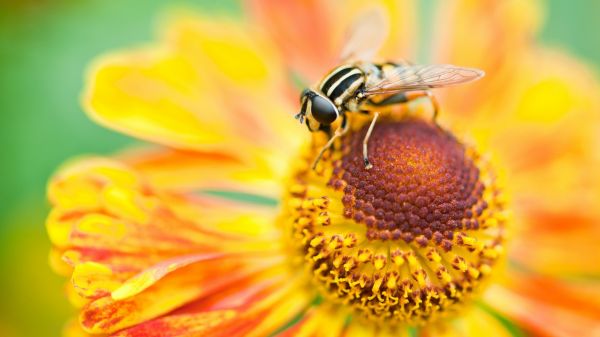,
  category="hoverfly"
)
[295,8,484,170]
